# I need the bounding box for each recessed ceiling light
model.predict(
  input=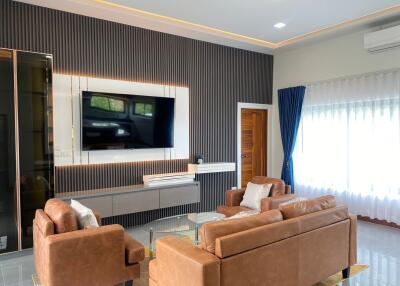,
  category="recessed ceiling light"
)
[274,22,286,29]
